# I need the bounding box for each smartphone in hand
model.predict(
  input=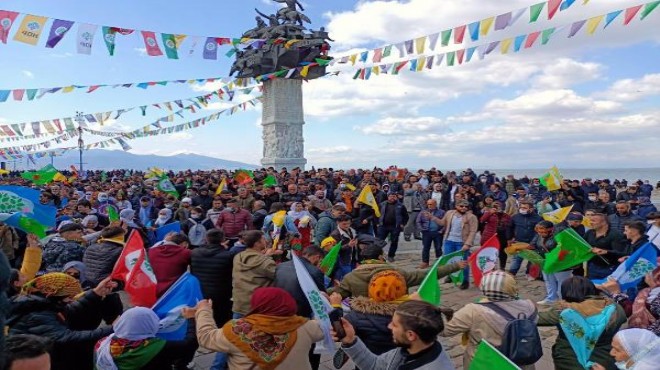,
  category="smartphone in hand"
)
[329,310,346,340]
